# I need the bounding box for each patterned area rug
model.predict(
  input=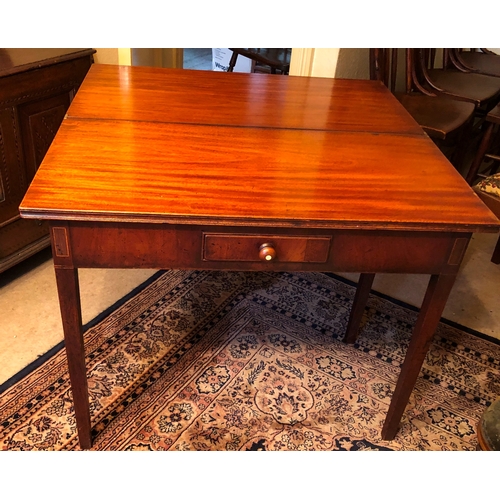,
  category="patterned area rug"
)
[1,270,499,451]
